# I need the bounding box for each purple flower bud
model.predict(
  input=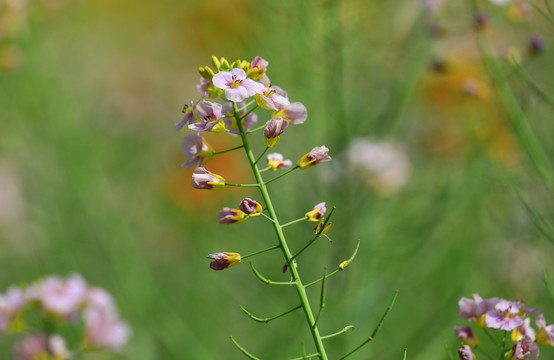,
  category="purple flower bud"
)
[191,167,225,190]
[297,146,332,169]
[251,56,269,74]
[454,326,479,348]
[239,198,263,215]
[305,202,326,222]
[208,252,241,271]
[218,207,248,224]
[458,345,474,360]
[264,118,289,147]
[510,336,539,360]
